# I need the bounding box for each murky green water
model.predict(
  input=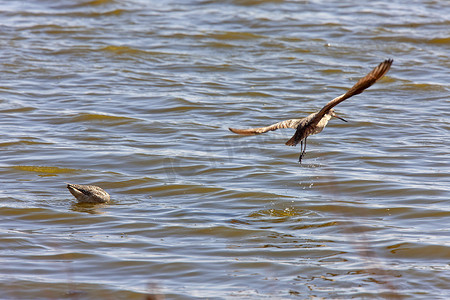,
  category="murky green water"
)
[0,0,449,299]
